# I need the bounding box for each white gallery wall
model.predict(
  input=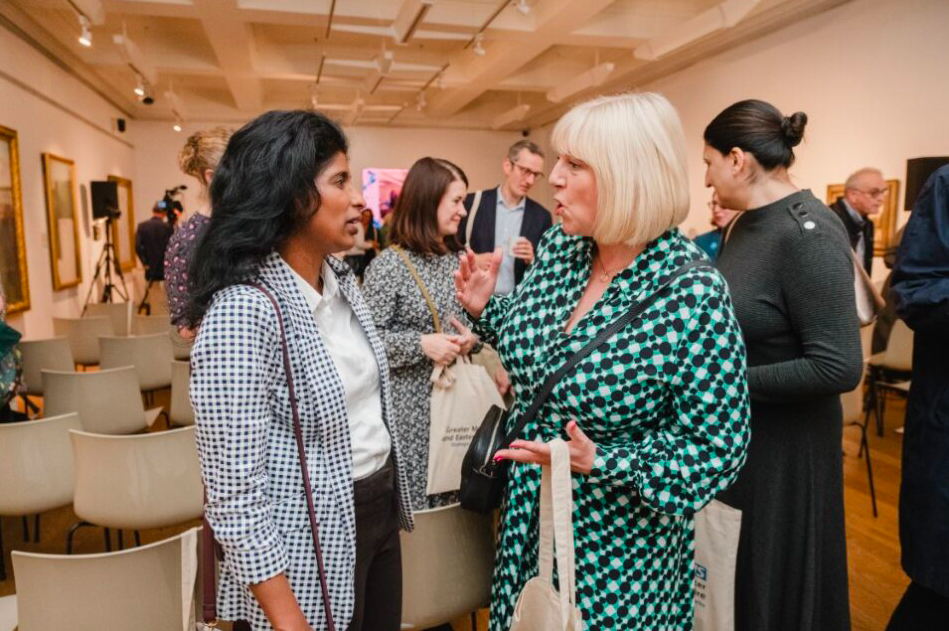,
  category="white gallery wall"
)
[643,0,949,282]
[1,30,135,338]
